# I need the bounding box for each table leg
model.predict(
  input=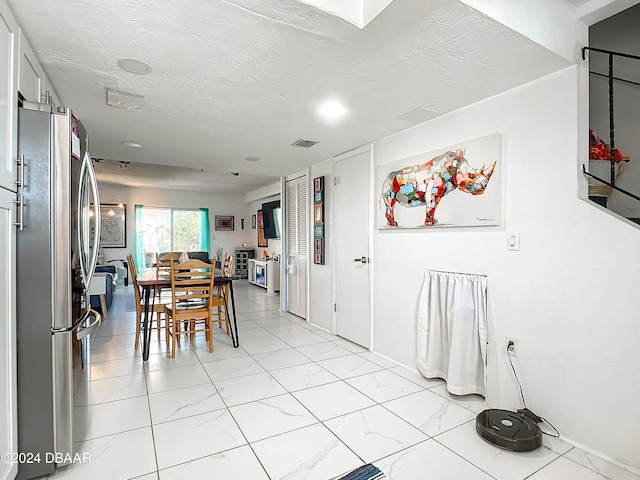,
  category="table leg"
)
[222,280,239,348]
[99,294,108,320]
[142,286,150,361]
